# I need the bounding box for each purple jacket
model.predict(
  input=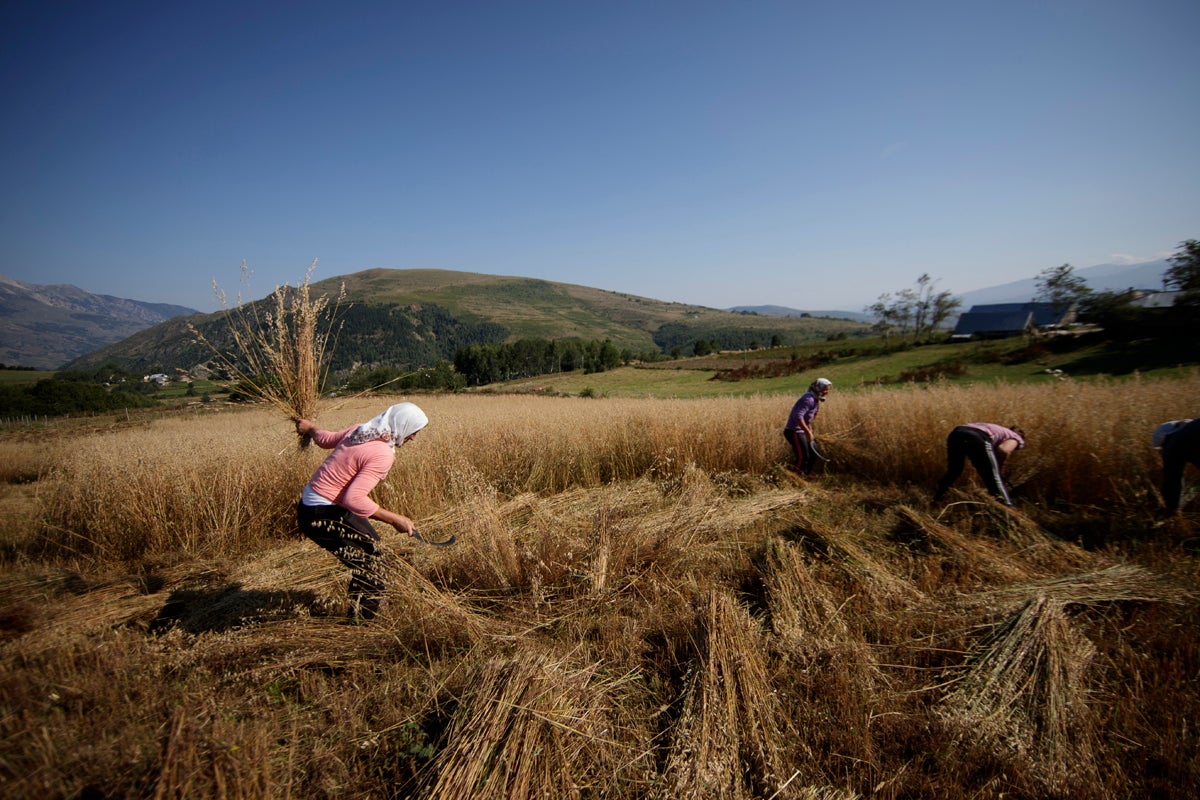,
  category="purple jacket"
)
[785,392,820,432]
